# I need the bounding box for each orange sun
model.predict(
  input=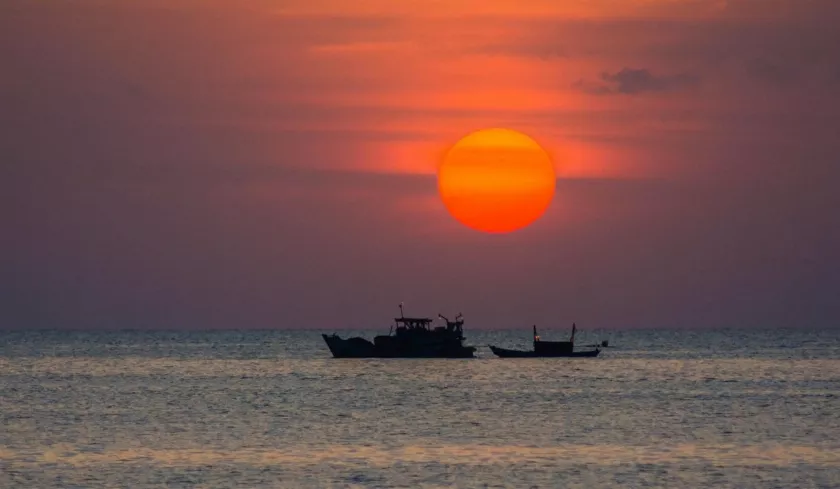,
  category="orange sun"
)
[438,128,556,233]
